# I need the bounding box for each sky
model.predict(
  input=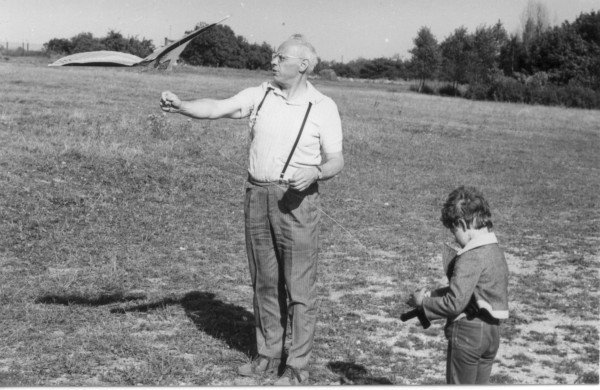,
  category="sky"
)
[1,0,599,61]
